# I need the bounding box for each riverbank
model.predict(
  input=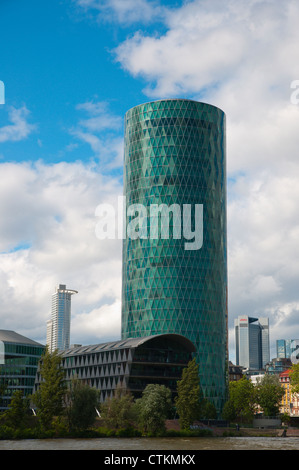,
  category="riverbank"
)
[1,417,298,441]
[165,420,299,438]
[193,425,299,438]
